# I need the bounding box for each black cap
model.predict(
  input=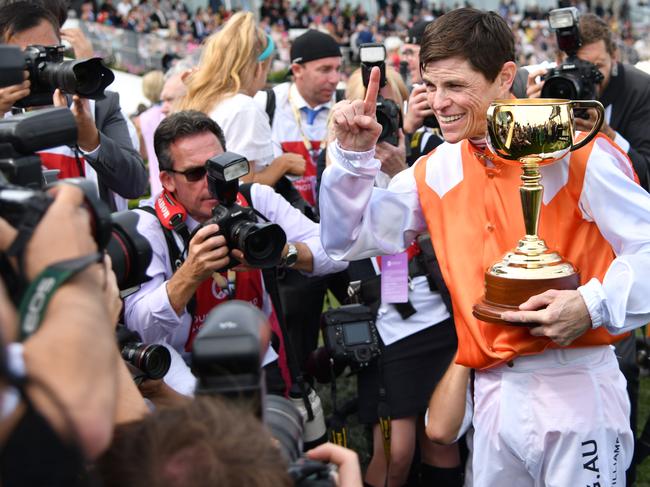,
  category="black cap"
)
[405,20,432,45]
[290,30,341,64]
